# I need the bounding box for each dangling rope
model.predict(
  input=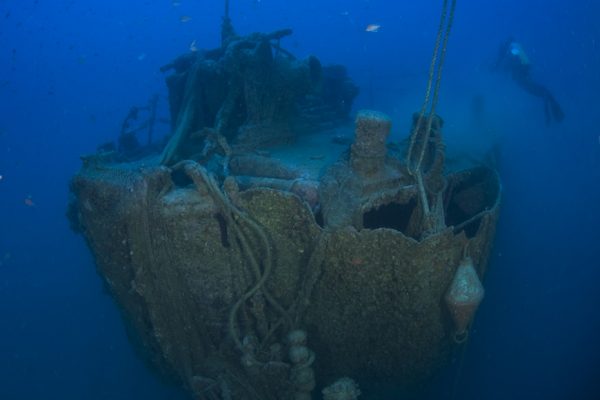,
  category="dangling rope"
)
[407,0,457,175]
[405,0,456,231]
[173,161,292,354]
